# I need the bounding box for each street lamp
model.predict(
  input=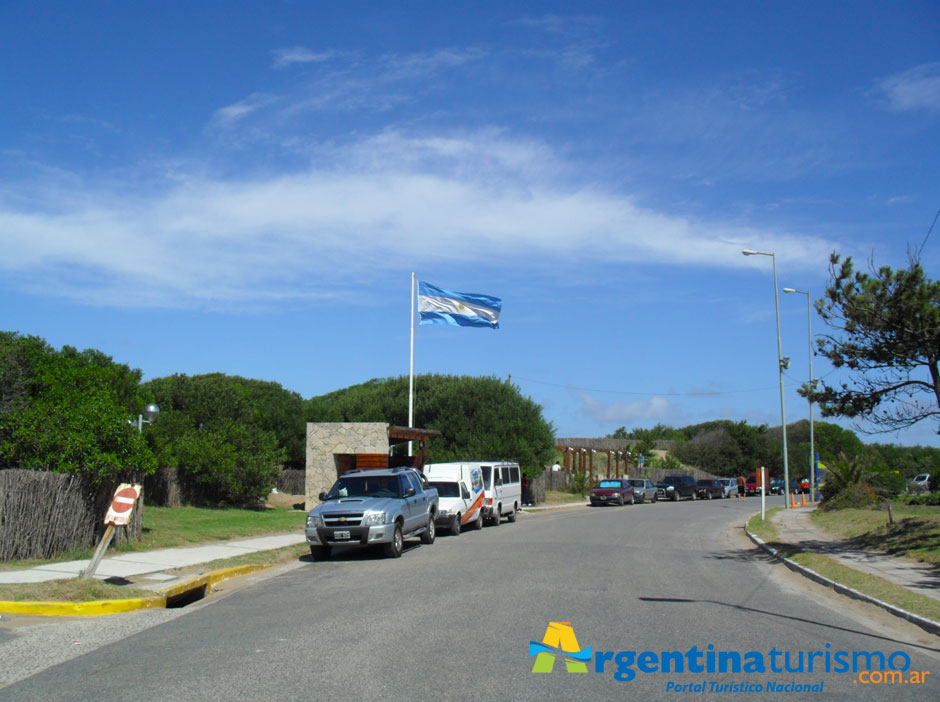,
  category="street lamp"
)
[742,249,791,509]
[132,403,160,433]
[784,287,816,503]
